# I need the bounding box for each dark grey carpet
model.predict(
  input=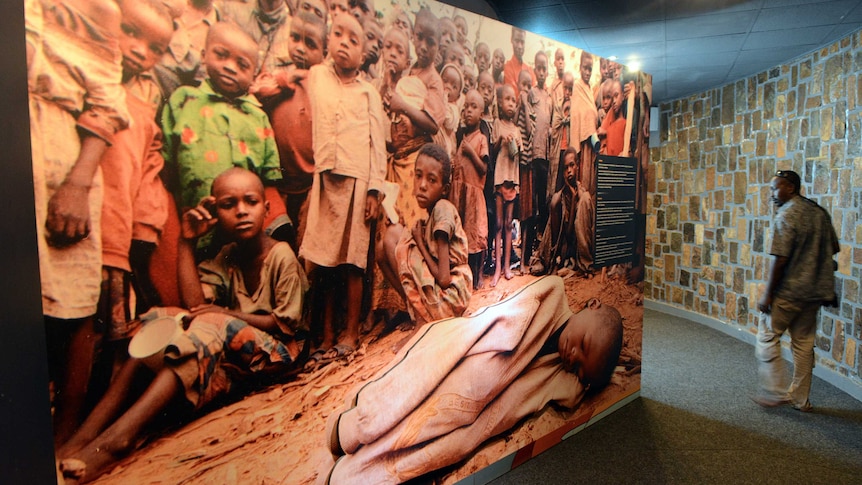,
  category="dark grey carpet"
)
[489,308,862,484]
